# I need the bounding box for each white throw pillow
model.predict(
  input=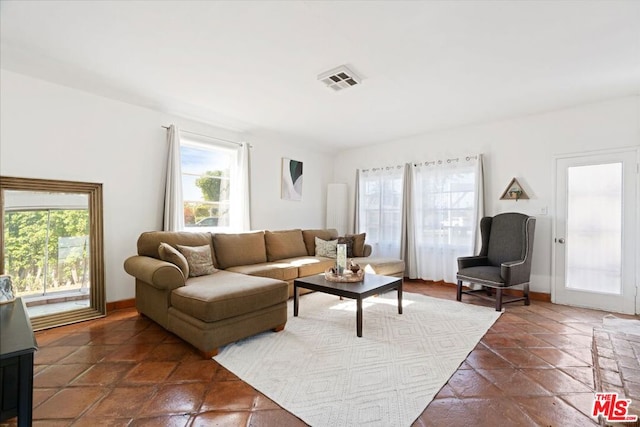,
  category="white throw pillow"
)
[315,237,338,258]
